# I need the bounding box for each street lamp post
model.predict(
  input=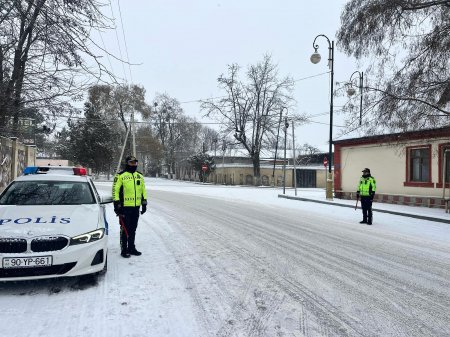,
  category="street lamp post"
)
[282,114,289,195]
[346,71,364,125]
[311,34,334,200]
[222,139,227,185]
[272,107,285,187]
[292,119,297,196]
